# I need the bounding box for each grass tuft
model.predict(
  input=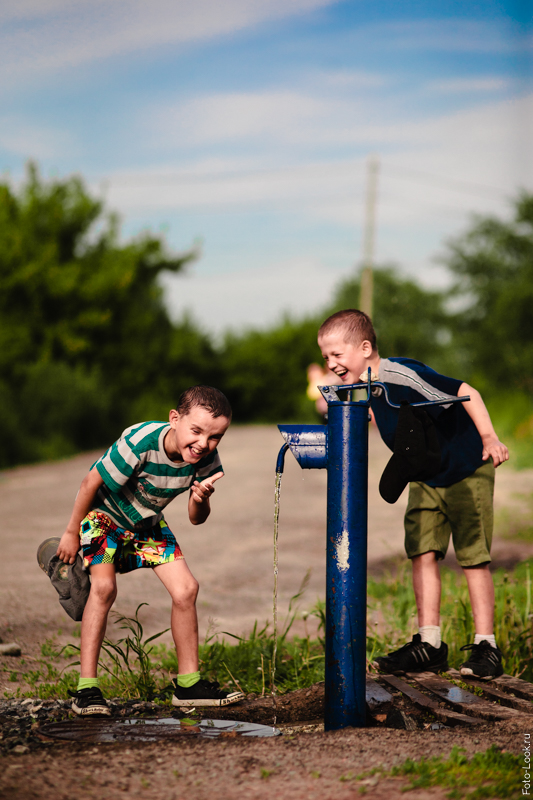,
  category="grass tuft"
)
[3,560,532,700]
[390,745,521,799]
